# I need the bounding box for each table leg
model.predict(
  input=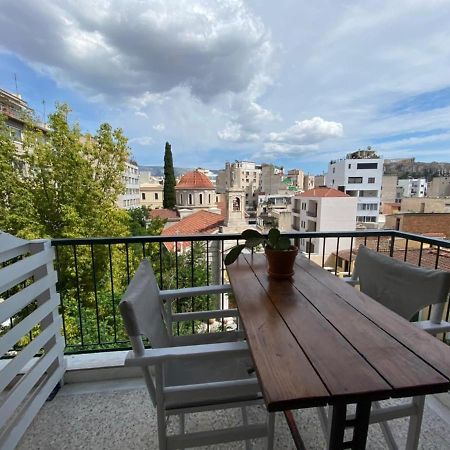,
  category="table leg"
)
[283,410,306,450]
[328,401,371,450]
